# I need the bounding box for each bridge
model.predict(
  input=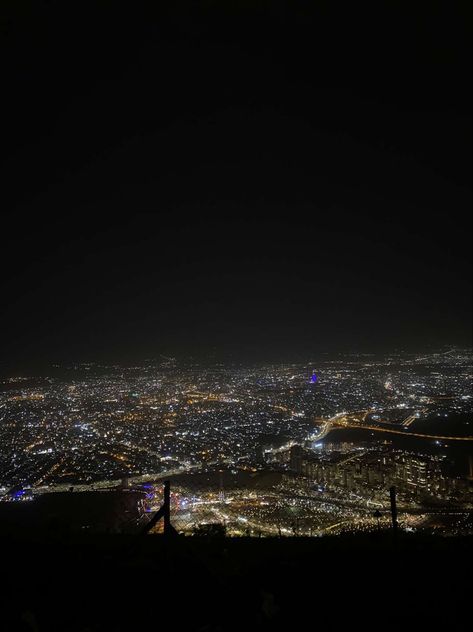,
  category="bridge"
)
[329,411,473,442]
